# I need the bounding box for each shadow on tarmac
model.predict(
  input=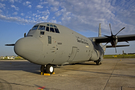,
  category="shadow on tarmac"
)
[0,60,40,74]
[1,60,135,78]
